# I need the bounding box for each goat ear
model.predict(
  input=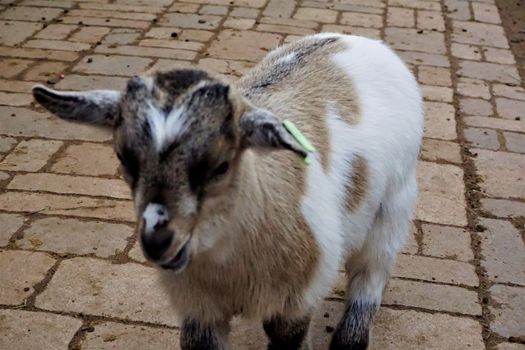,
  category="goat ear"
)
[239,107,308,158]
[32,84,121,126]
